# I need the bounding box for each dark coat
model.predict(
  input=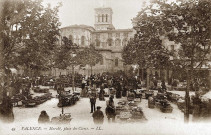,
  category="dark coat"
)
[92,110,104,124]
[38,112,50,124]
